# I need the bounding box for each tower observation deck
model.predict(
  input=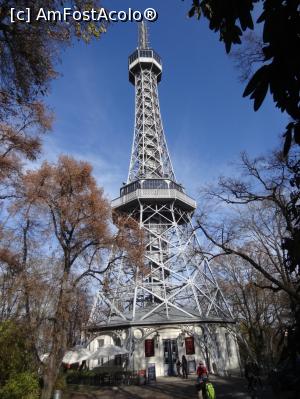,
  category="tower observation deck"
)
[89,22,233,330]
